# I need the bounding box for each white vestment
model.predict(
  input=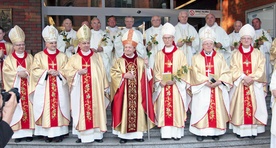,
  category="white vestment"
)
[113,28,145,58]
[174,22,199,66]
[90,29,113,82]
[57,29,77,57]
[269,71,276,148]
[145,25,164,68]
[105,26,120,66]
[229,31,241,49]
[199,23,231,65]
[254,29,272,83]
